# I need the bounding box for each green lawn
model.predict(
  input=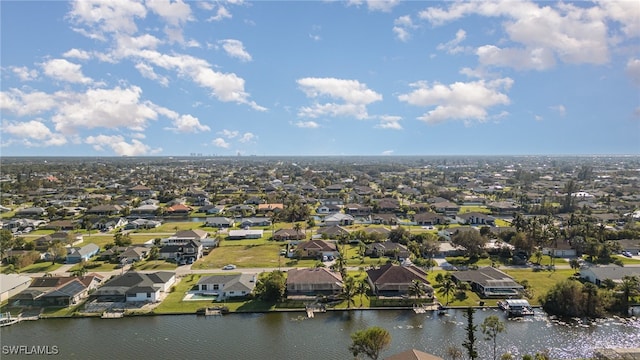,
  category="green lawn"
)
[133,260,177,271]
[505,268,574,305]
[613,255,640,265]
[192,243,284,269]
[459,205,491,214]
[13,262,63,274]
